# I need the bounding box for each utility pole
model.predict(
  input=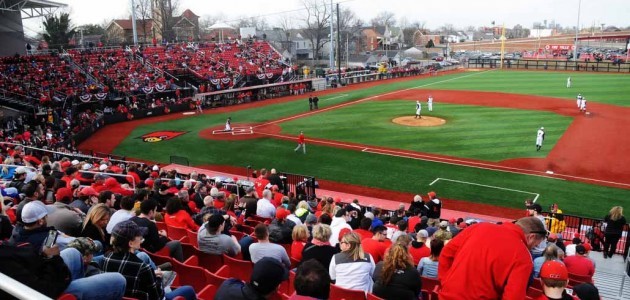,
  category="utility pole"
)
[572,0,581,61]
[336,3,341,85]
[329,0,334,69]
[131,0,139,46]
